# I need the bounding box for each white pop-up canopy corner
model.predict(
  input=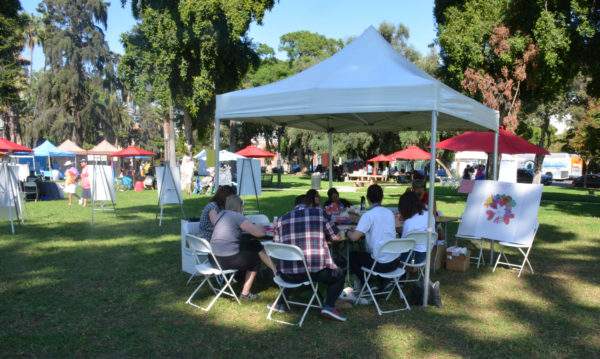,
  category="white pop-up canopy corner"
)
[214,26,500,306]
